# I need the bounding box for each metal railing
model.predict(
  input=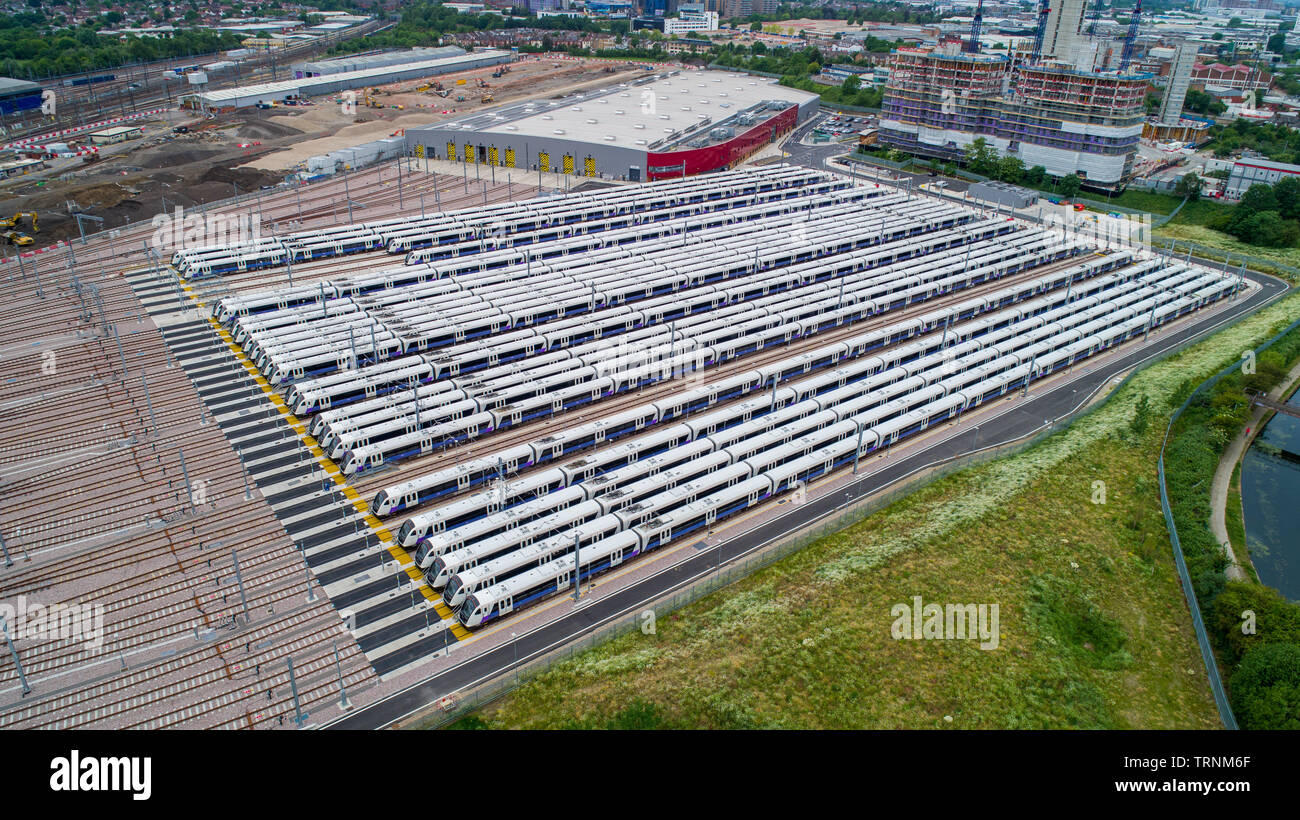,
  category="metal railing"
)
[1152,237,1300,282]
